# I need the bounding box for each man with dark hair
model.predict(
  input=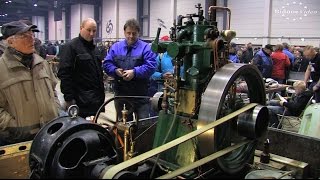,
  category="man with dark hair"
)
[282,42,295,64]
[252,44,273,78]
[103,18,157,122]
[58,18,105,118]
[241,42,254,63]
[0,21,60,145]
